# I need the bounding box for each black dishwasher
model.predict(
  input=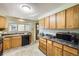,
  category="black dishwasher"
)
[22,35,29,46]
